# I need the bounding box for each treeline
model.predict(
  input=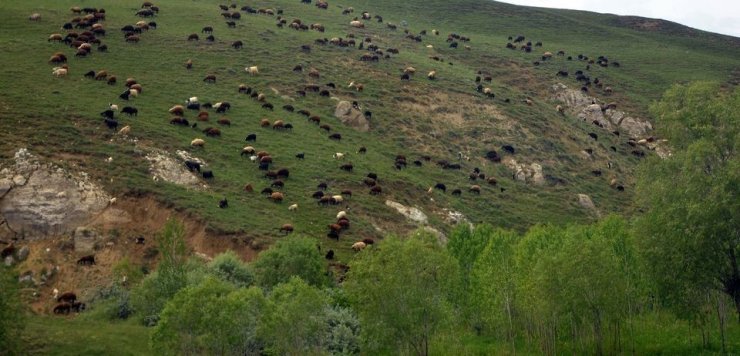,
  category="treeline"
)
[0,82,736,355]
